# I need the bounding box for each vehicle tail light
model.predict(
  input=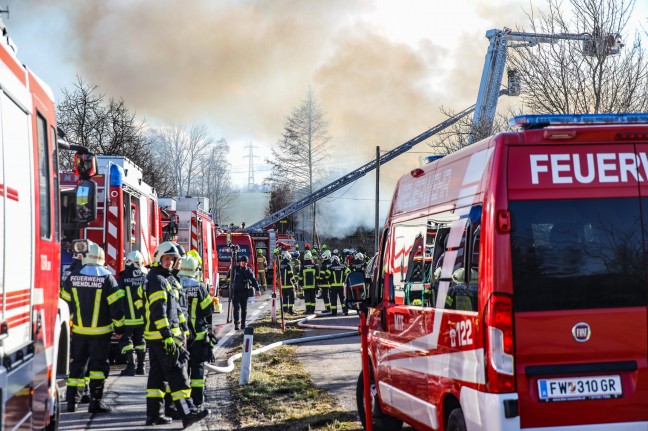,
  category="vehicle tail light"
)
[484,294,515,393]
